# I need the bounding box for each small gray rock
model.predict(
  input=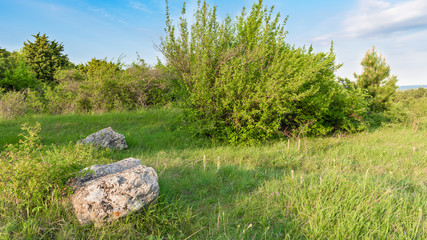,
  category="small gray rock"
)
[79,127,128,150]
[68,158,159,226]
